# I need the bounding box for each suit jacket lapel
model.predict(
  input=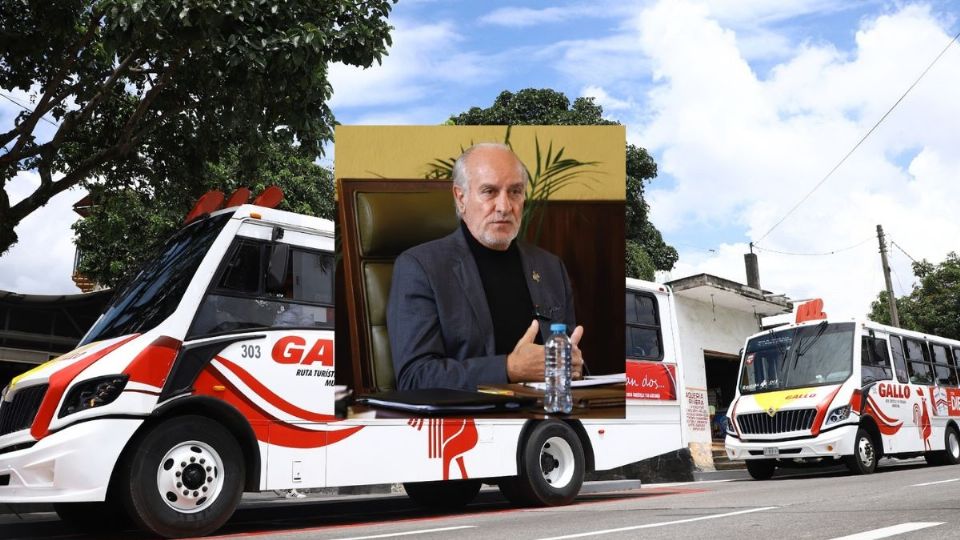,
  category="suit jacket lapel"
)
[451,228,496,354]
[518,242,551,343]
